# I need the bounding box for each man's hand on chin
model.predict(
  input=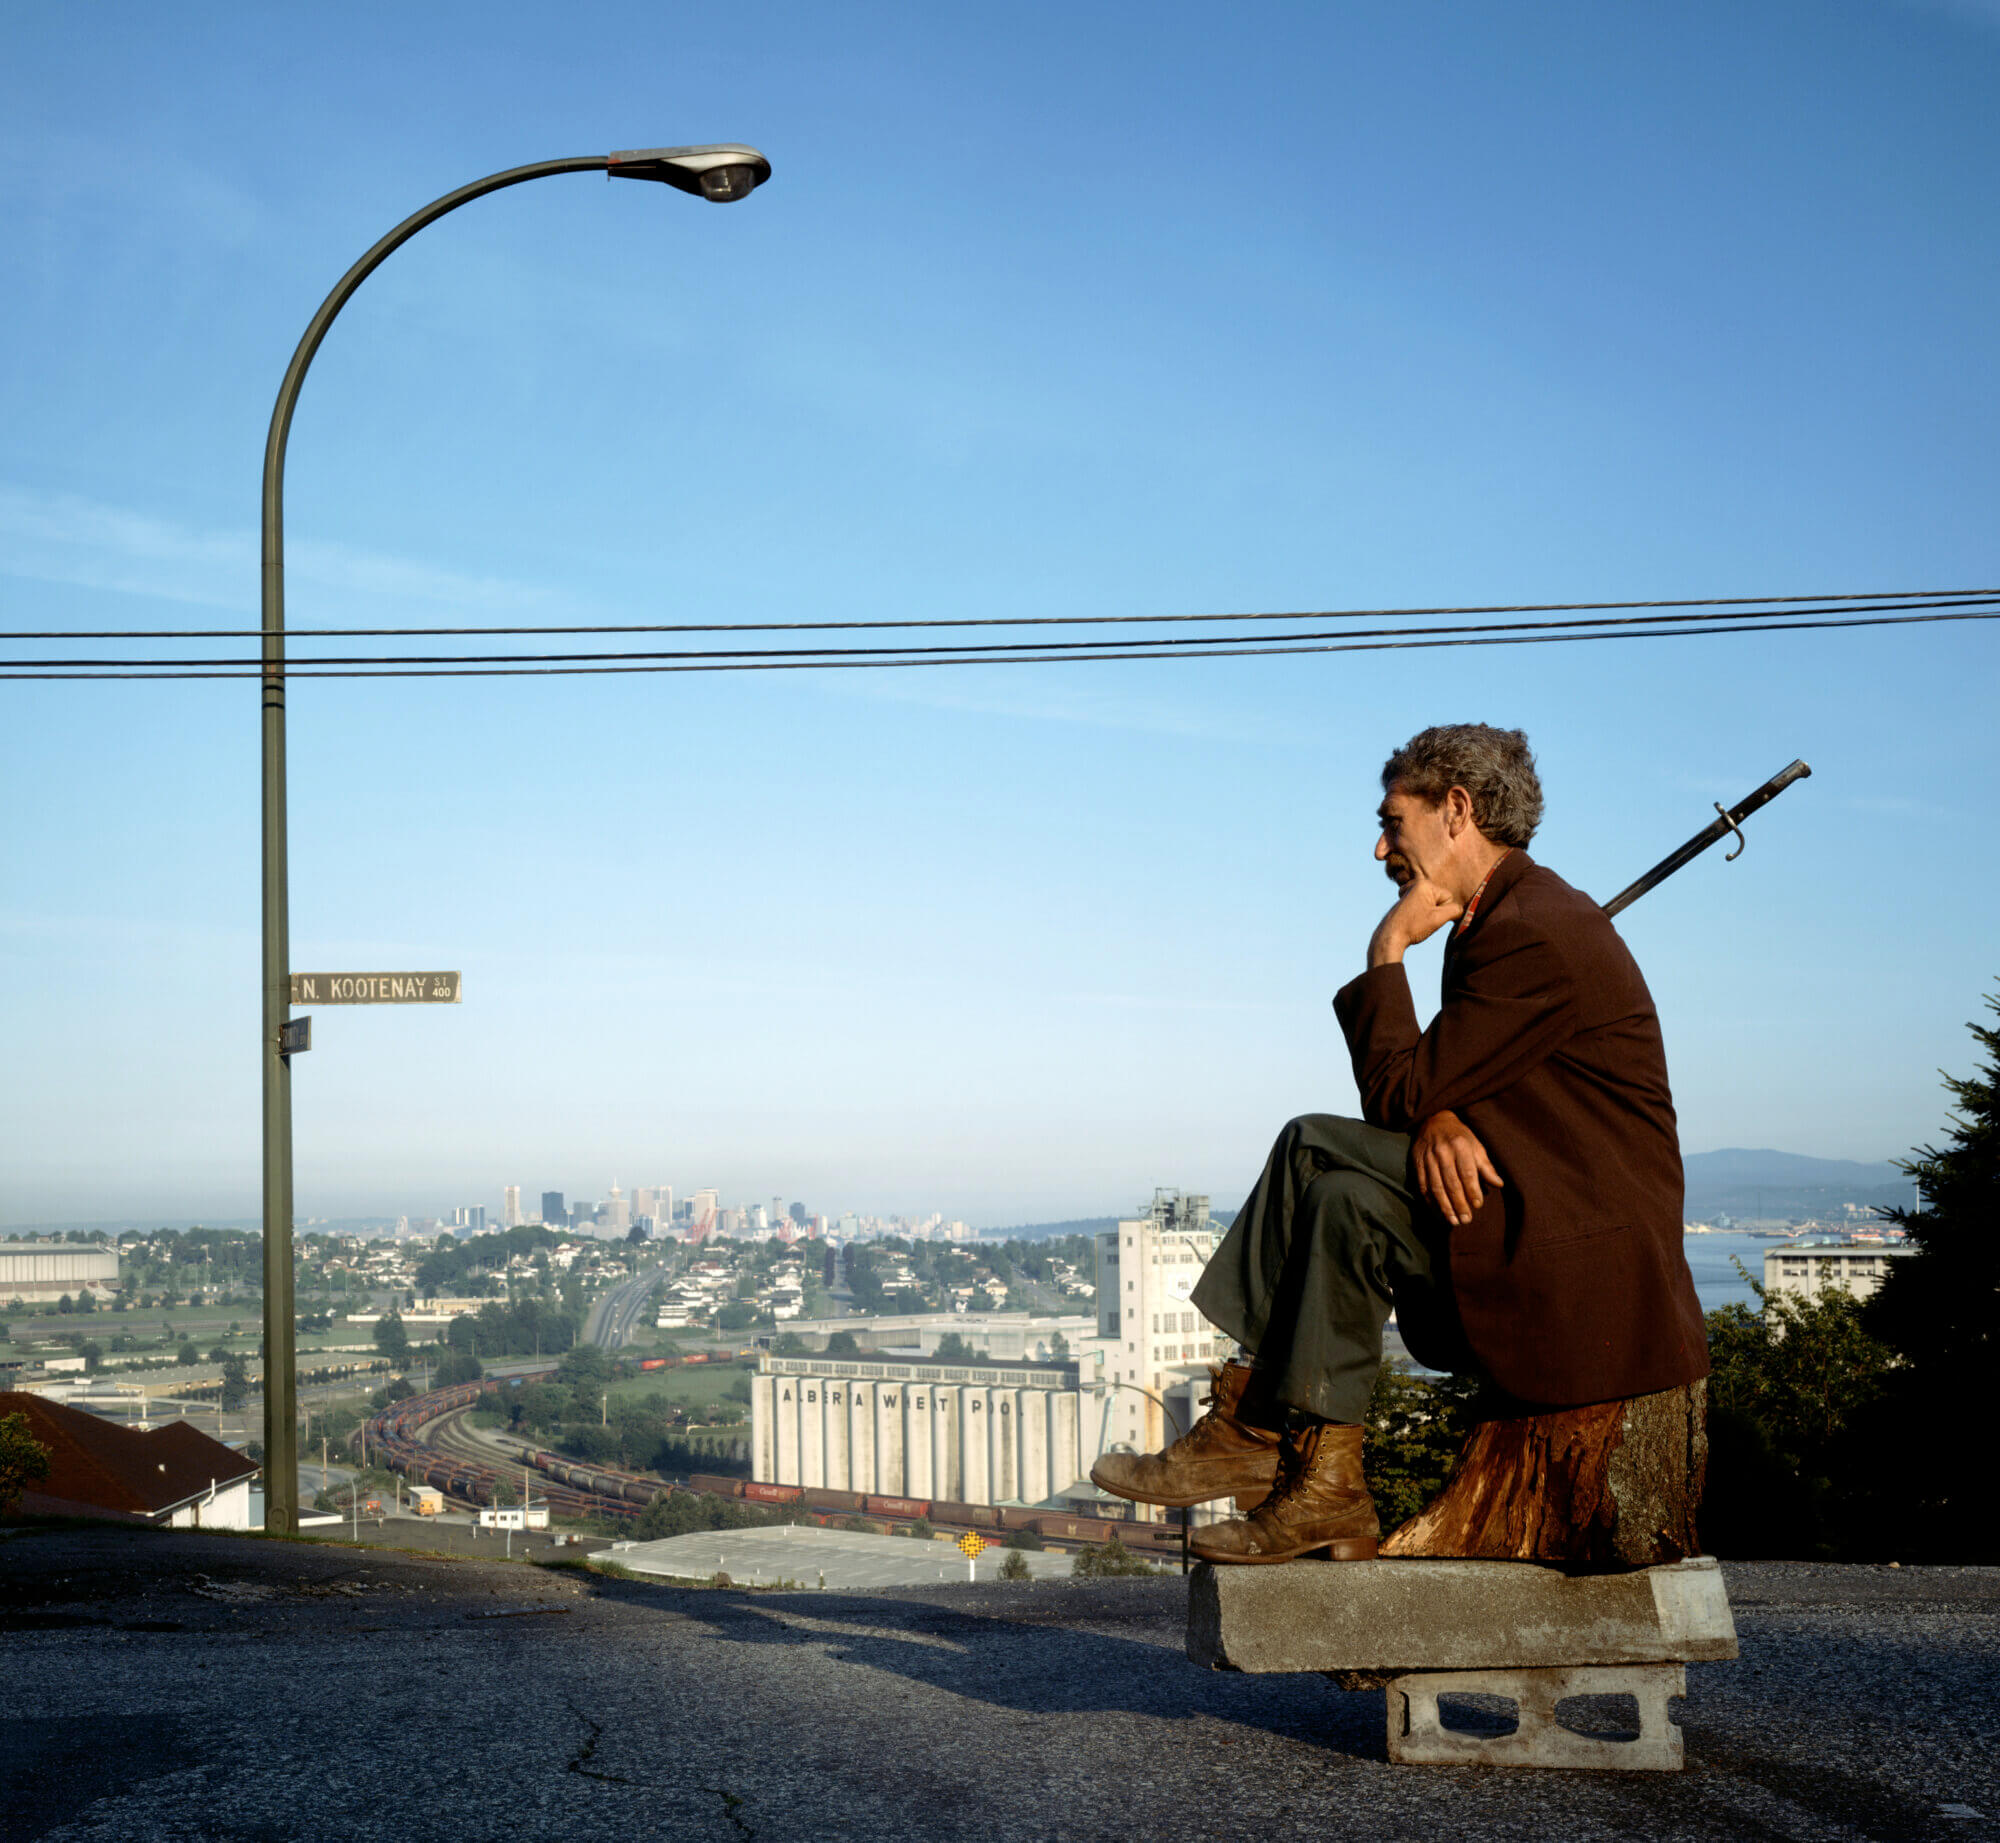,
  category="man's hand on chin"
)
[1413,1109,1503,1228]
[1367,876,1464,968]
